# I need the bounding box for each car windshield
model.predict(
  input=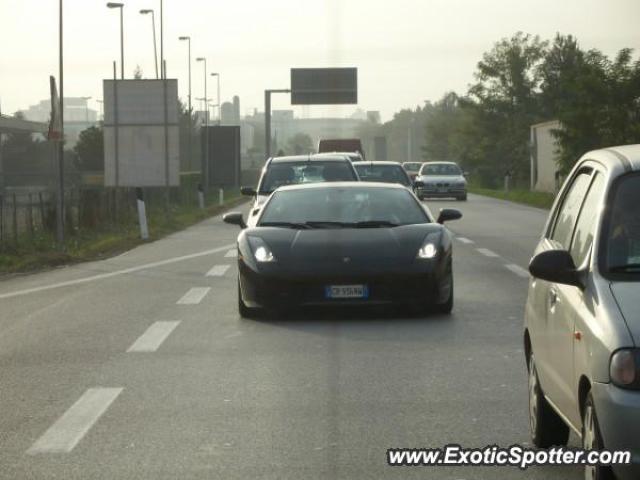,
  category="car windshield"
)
[258,161,356,194]
[605,175,640,274]
[421,163,462,176]
[353,164,411,186]
[259,187,428,227]
[403,163,422,172]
